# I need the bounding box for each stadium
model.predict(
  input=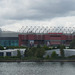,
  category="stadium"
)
[0,26,75,47]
